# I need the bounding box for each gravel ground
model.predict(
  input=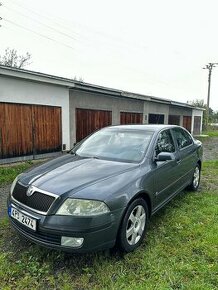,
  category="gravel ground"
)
[202,136,218,160]
[1,137,218,220]
[0,184,10,219]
